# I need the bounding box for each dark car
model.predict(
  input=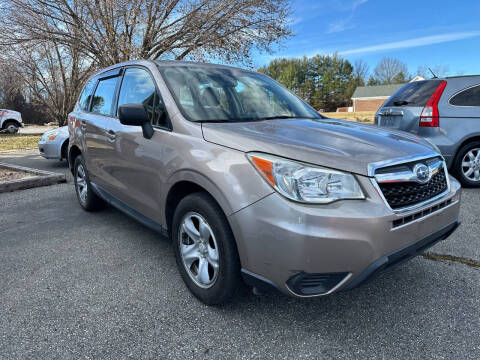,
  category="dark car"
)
[375,75,480,187]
